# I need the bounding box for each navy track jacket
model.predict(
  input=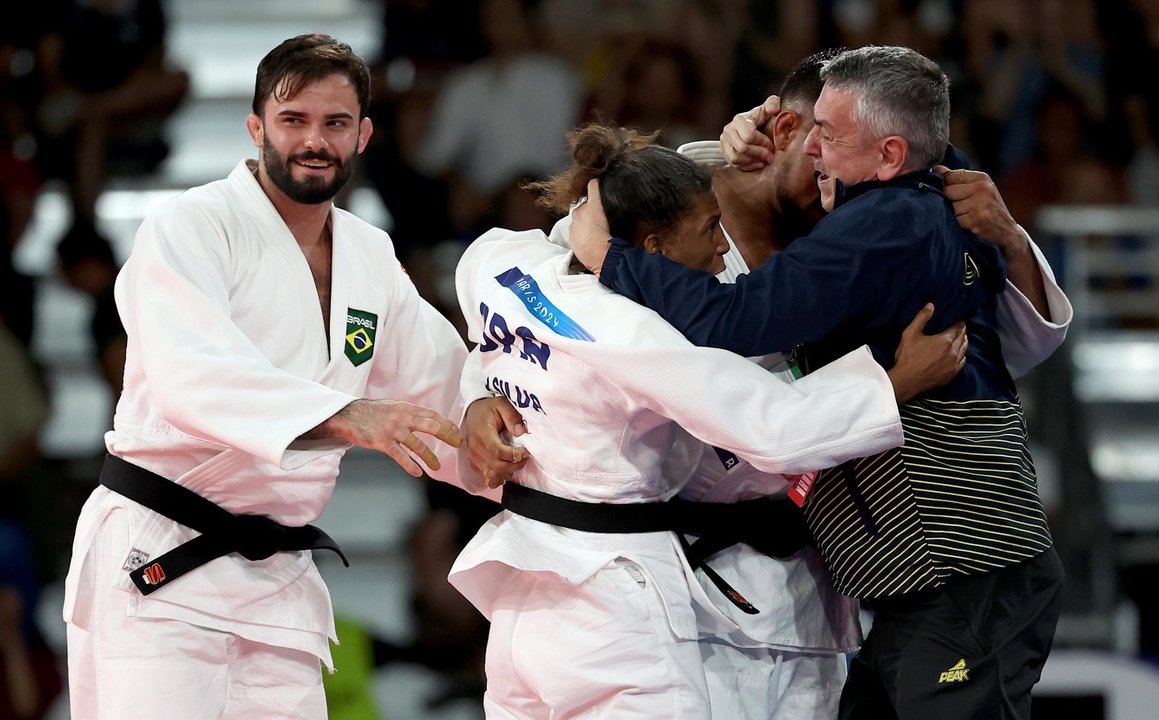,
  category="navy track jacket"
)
[598,167,1053,599]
